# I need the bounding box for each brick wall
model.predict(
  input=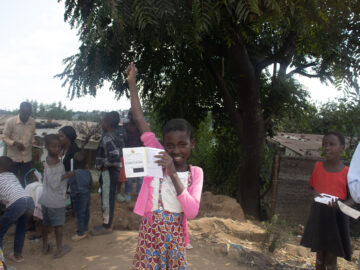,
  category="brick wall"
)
[272,156,317,225]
